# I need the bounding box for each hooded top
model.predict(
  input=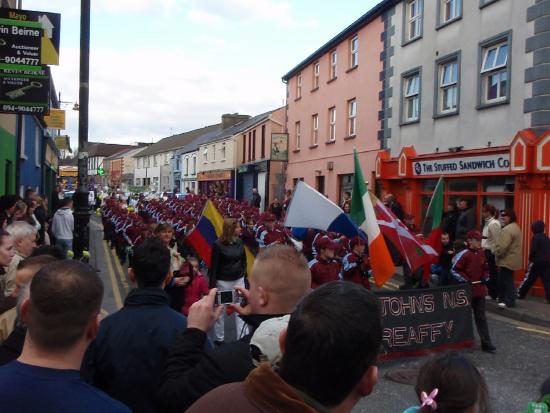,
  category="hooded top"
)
[51,207,74,240]
[530,220,550,264]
